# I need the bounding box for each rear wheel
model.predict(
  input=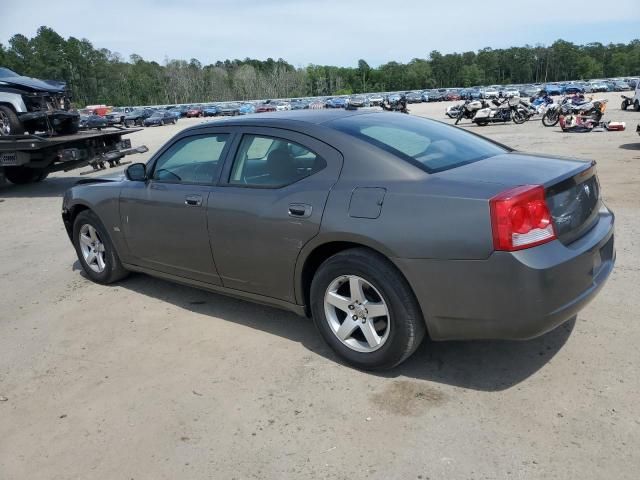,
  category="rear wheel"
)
[542,110,559,127]
[310,248,426,370]
[634,100,640,112]
[0,105,24,136]
[4,166,43,184]
[72,210,129,284]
